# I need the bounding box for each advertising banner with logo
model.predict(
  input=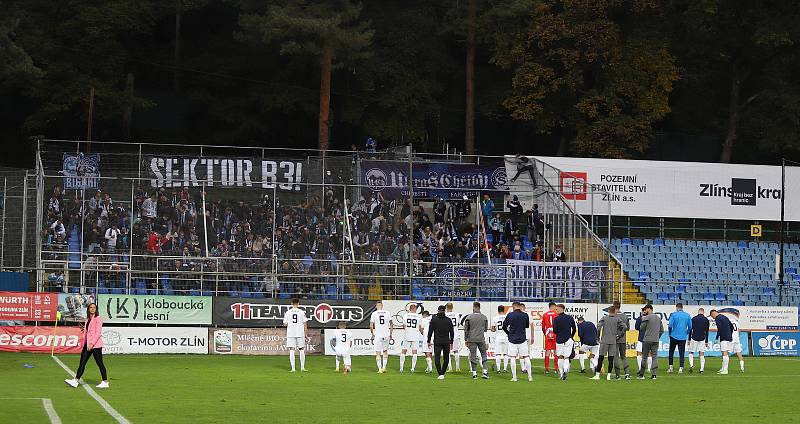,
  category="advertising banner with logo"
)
[506,156,800,220]
[0,292,58,321]
[751,331,799,356]
[620,330,749,357]
[360,160,509,200]
[507,260,605,301]
[99,295,212,325]
[144,155,304,191]
[213,298,375,328]
[62,153,100,190]
[609,304,797,332]
[101,327,207,354]
[209,328,322,355]
[57,293,95,322]
[0,326,82,354]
